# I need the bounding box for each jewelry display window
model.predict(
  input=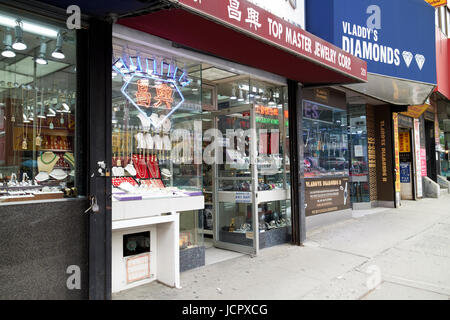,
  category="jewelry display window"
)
[111,39,204,253]
[303,100,349,178]
[0,9,77,203]
[112,39,202,194]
